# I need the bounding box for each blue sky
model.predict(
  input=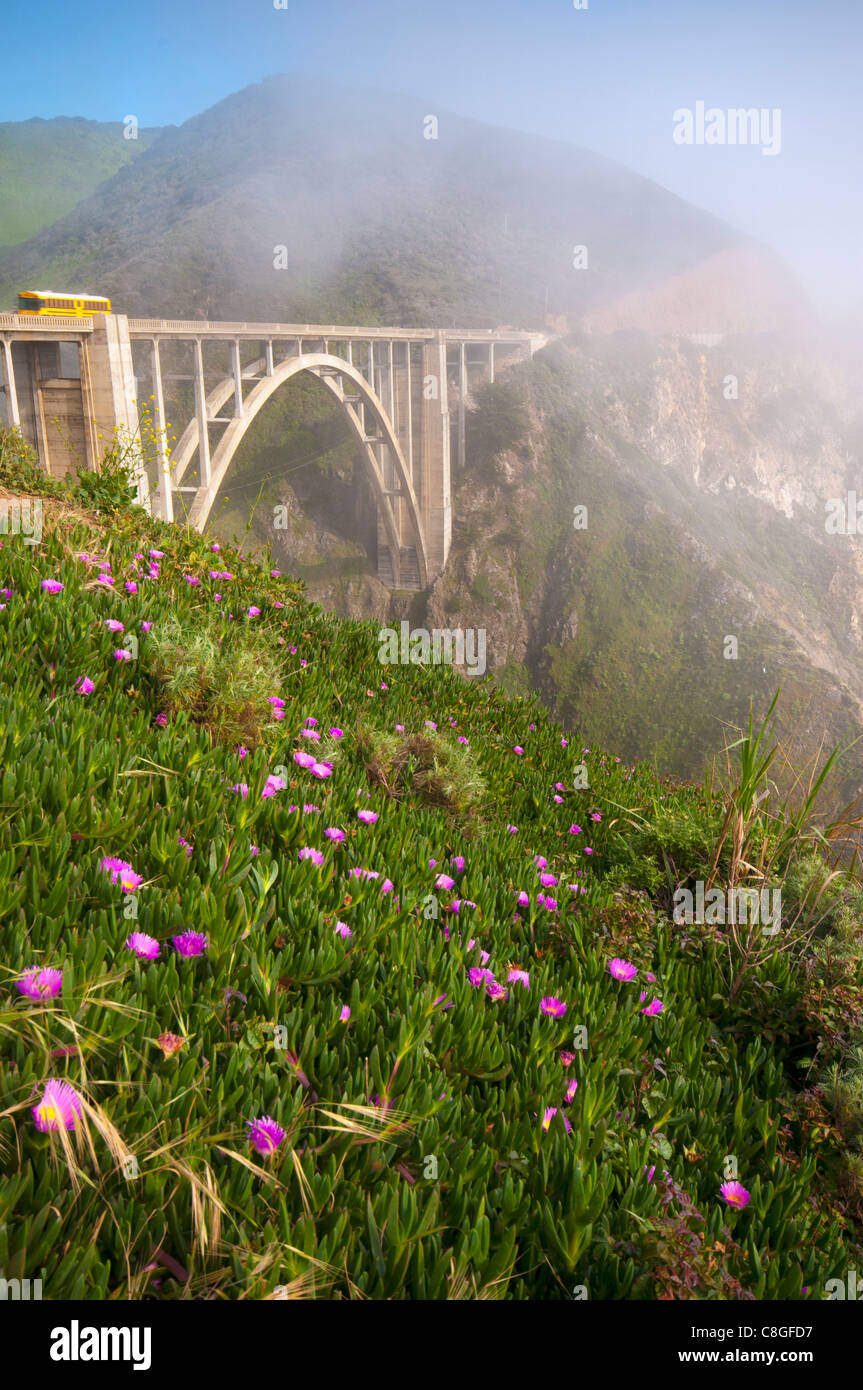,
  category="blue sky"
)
[3,0,861,312]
